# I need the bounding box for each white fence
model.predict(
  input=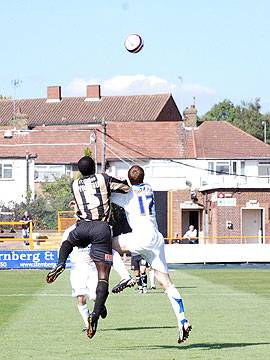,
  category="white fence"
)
[165,244,270,263]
